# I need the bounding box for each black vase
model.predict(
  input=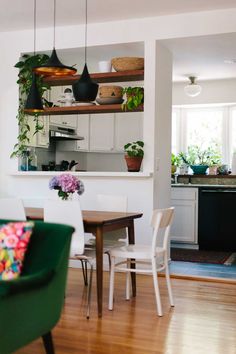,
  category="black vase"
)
[72,63,98,102]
